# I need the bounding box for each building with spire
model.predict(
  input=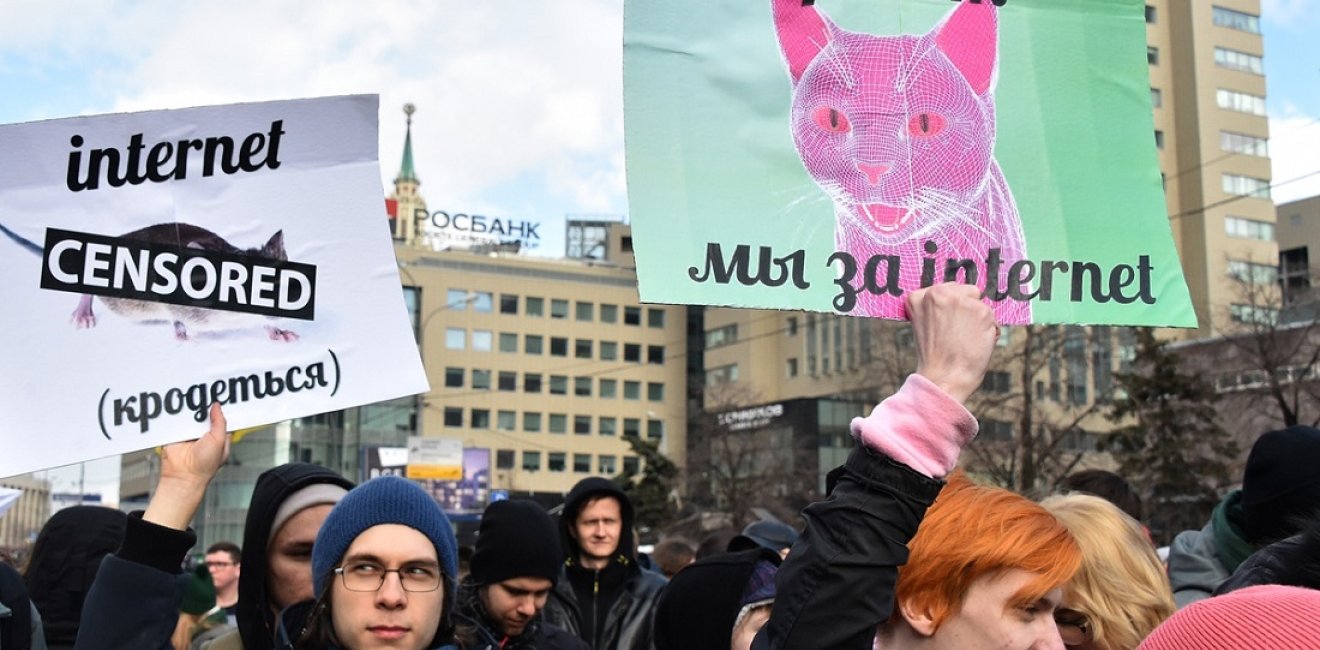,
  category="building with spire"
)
[387,103,427,246]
